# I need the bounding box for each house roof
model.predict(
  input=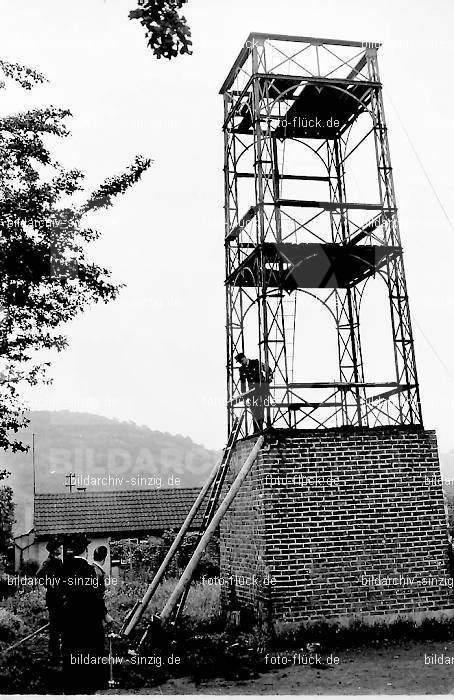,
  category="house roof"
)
[34,488,204,537]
